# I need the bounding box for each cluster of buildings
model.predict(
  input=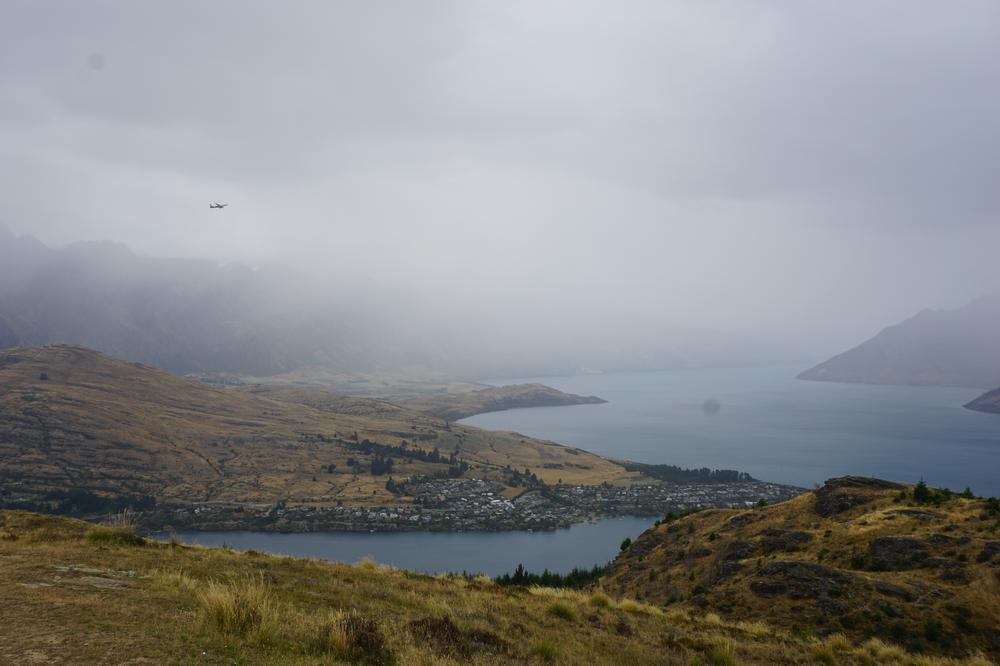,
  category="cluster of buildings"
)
[157,477,802,532]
